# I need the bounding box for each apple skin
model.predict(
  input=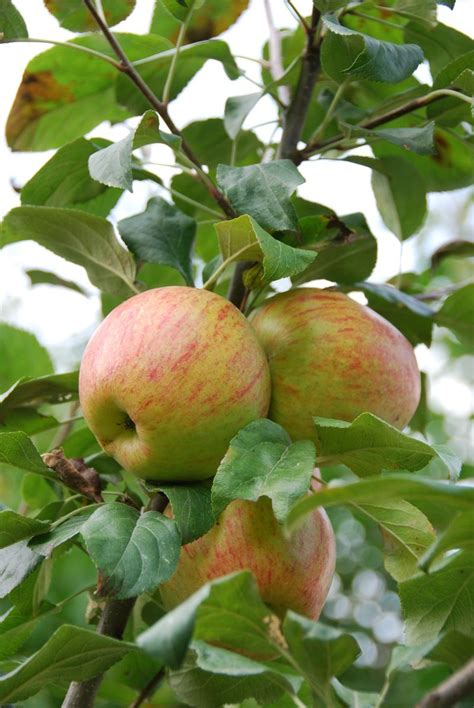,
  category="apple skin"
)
[79,287,271,482]
[160,496,336,620]
[250,288,420,440]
